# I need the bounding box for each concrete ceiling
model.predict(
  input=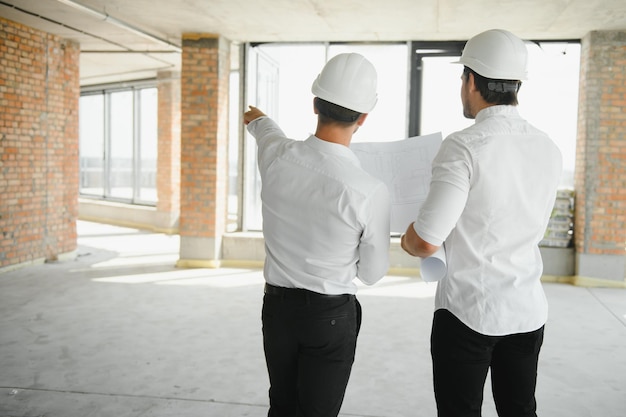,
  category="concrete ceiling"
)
[2,0,626,86]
